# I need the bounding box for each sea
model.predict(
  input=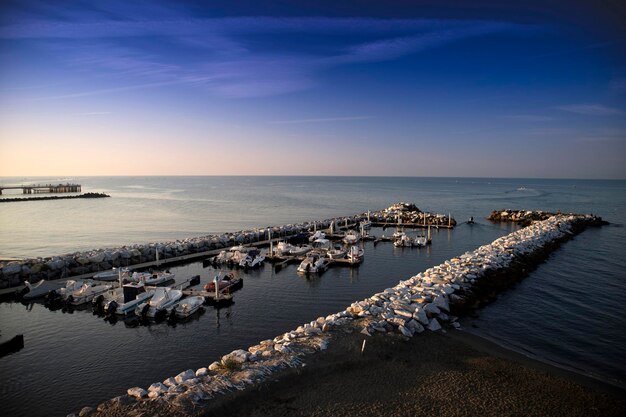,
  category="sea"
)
[0,176,624,417]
